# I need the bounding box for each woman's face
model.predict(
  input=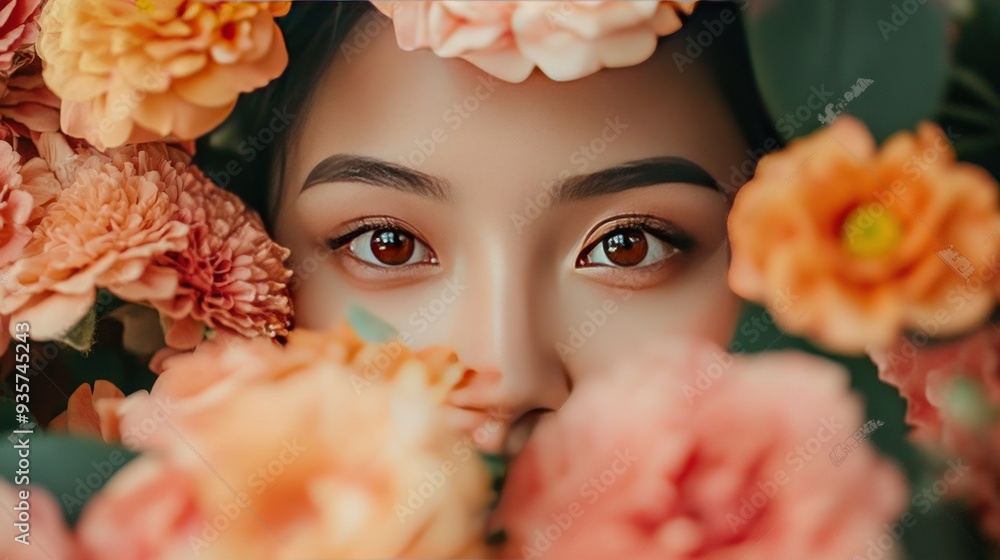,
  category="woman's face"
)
[274,13,747,452]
